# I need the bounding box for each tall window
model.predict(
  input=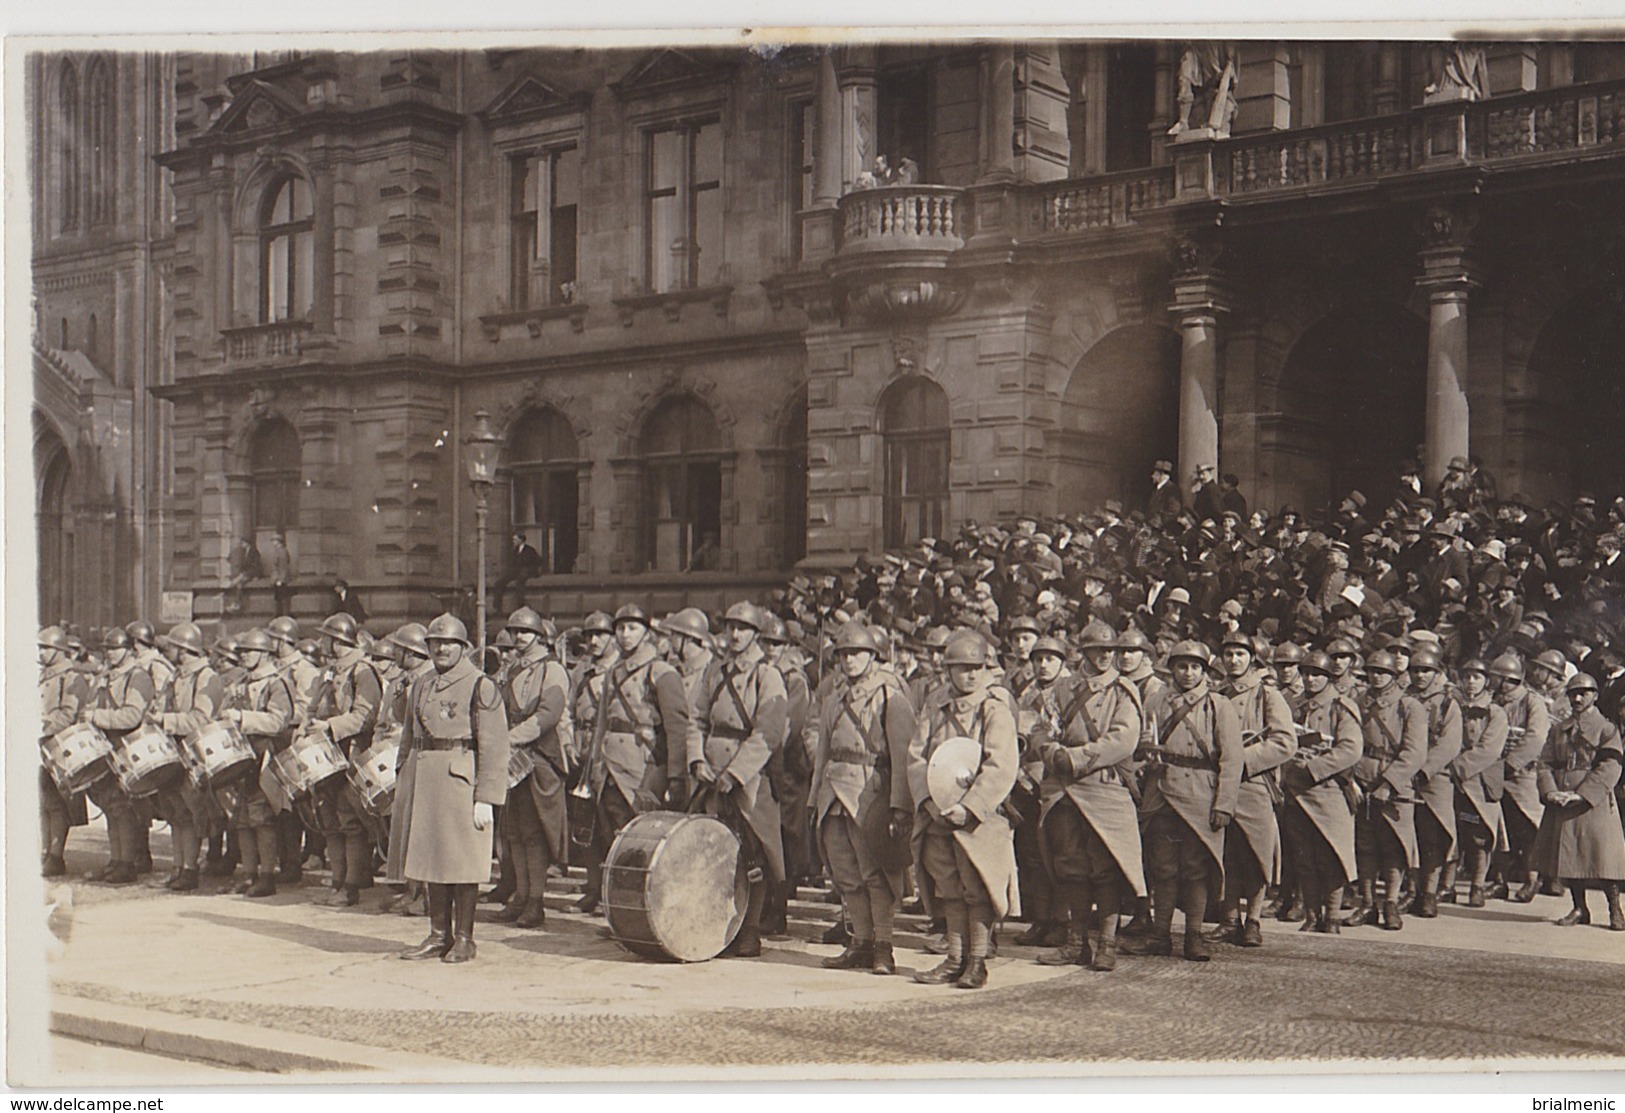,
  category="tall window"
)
[1105,45,1156,171]
[58,62,80,232]
[86,58,114,225]
[260,176,314,323]
[250,419,301,536]
[509,147,580,309]
[878,67,930,178]
[783,389,809,566]
[507,407,580,574]
[641,395,722,572]
[37,429,74,623]
[882,377,949,549]
[646,120,722,293]
[790,100,815,264]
